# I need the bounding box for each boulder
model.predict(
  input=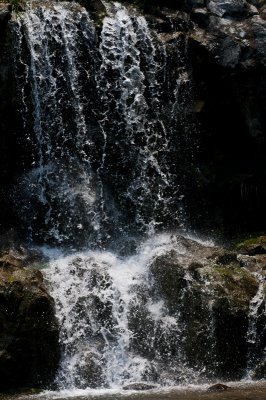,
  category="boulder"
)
[207,0,248,18]
[236,236,266,255]
[148,235,265,379]
[0,250,59,390]
[207,383,230,391]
